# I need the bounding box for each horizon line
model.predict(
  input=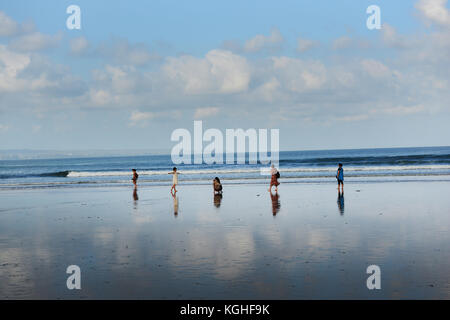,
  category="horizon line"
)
[0,145,449,161]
